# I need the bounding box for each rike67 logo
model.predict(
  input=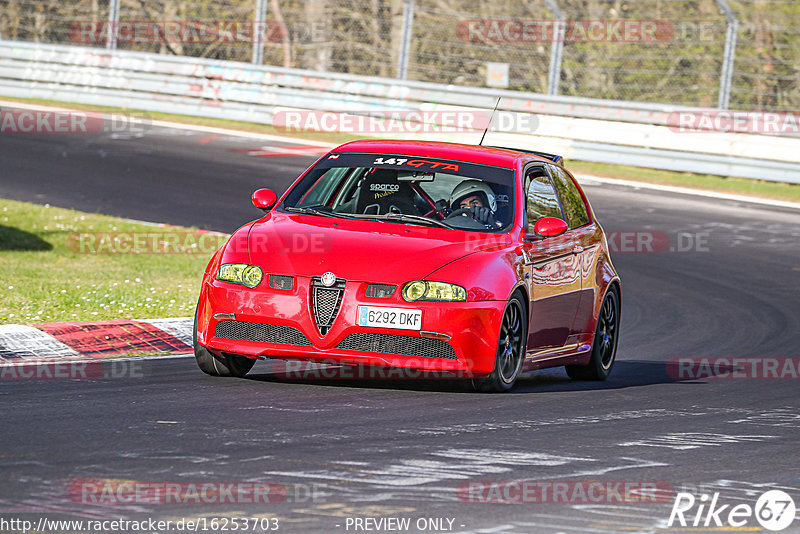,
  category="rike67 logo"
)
[669,490,796,531]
